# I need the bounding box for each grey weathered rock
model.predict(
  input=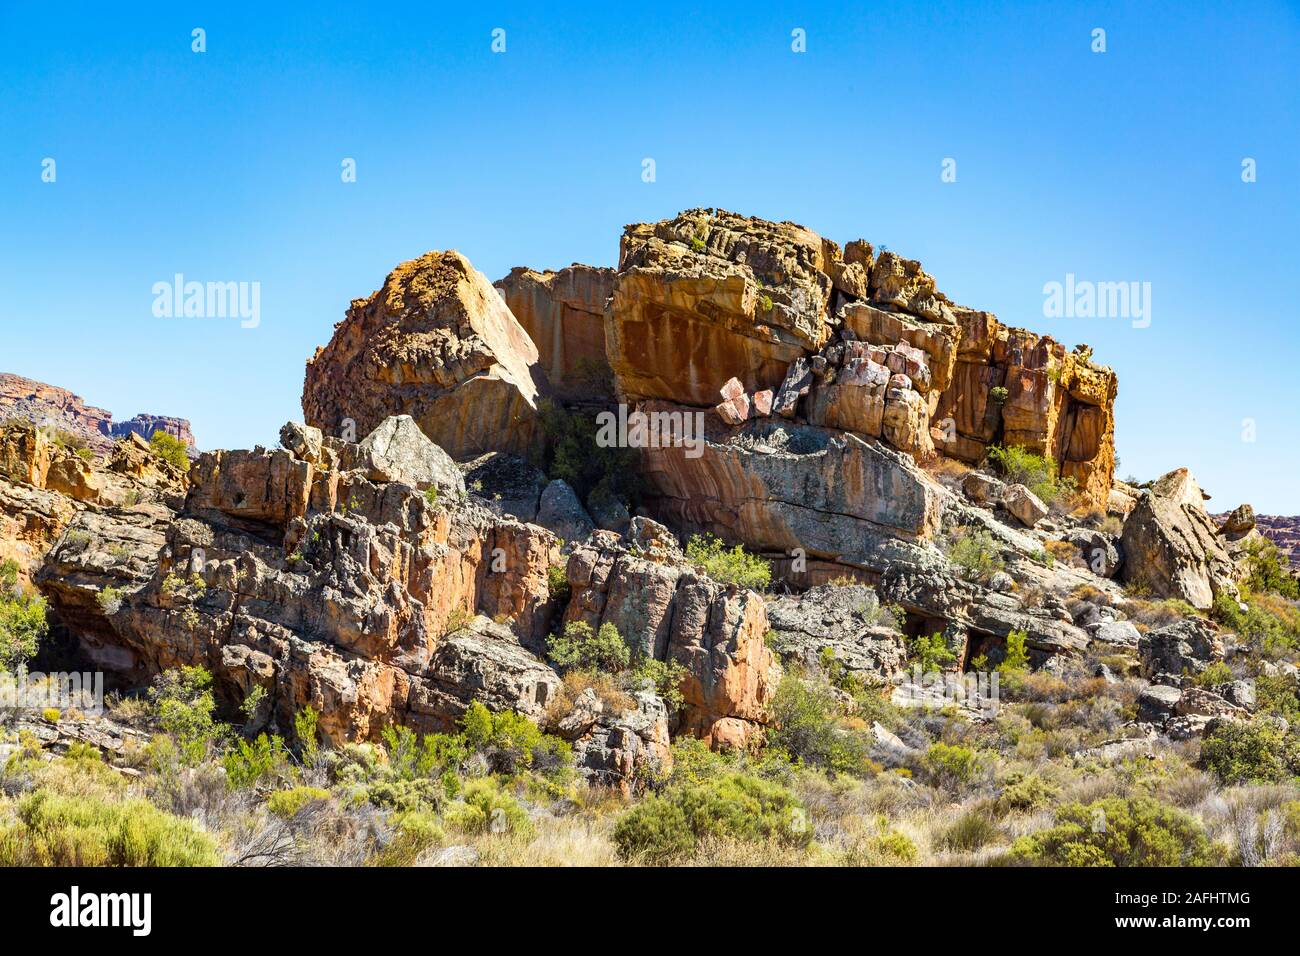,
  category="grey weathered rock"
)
[537,479,595,546]
[569,690,672,795]
[1086,619,1140,648]
[1120,469,1239,609]
[348,415,465,498]
[766,584,908,681]
[1003,483,1048,527]
[461,452,547,522]
[1138,617,1225,677]
[1136,683,1182,724]
[962,471,1005,505]
[1064,528,1122,577]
